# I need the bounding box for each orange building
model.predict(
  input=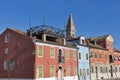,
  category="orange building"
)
[87,34,120,80]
